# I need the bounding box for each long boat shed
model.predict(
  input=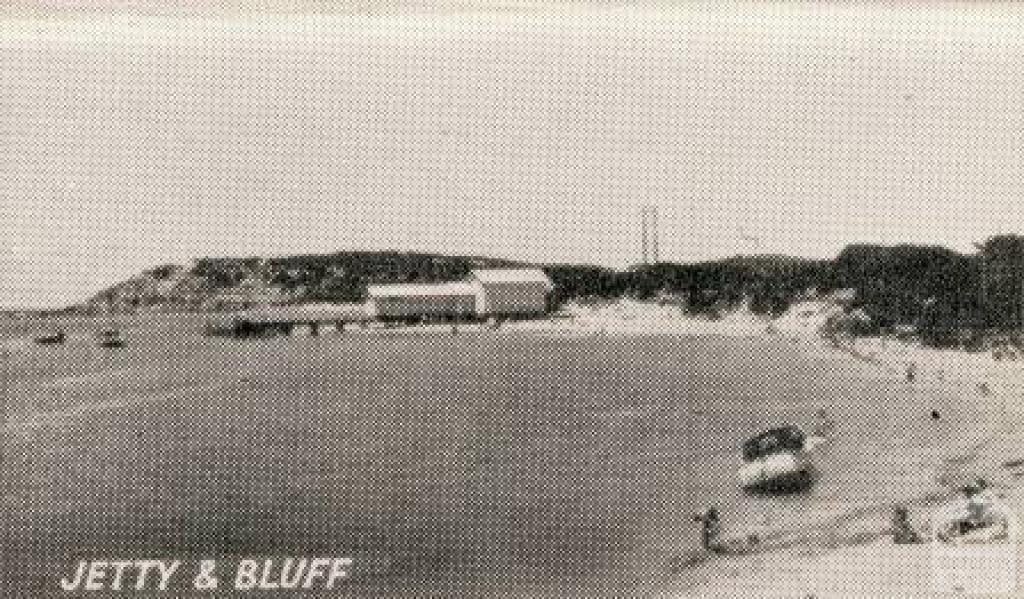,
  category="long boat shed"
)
[365,268,553,322]
[366,282,478,322]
